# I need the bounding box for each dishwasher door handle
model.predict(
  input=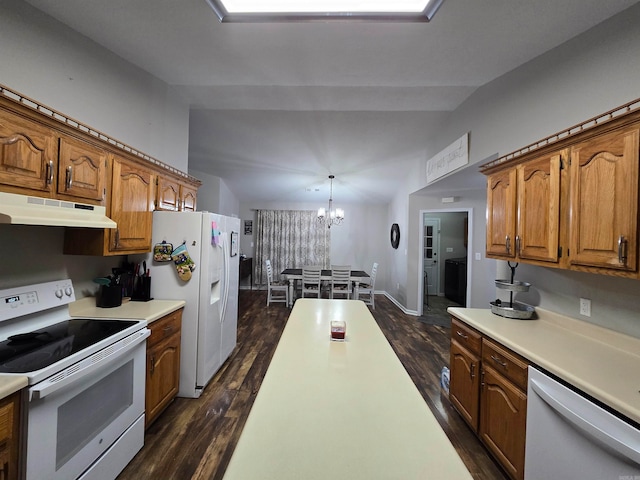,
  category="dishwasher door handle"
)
[530,377,640,466]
